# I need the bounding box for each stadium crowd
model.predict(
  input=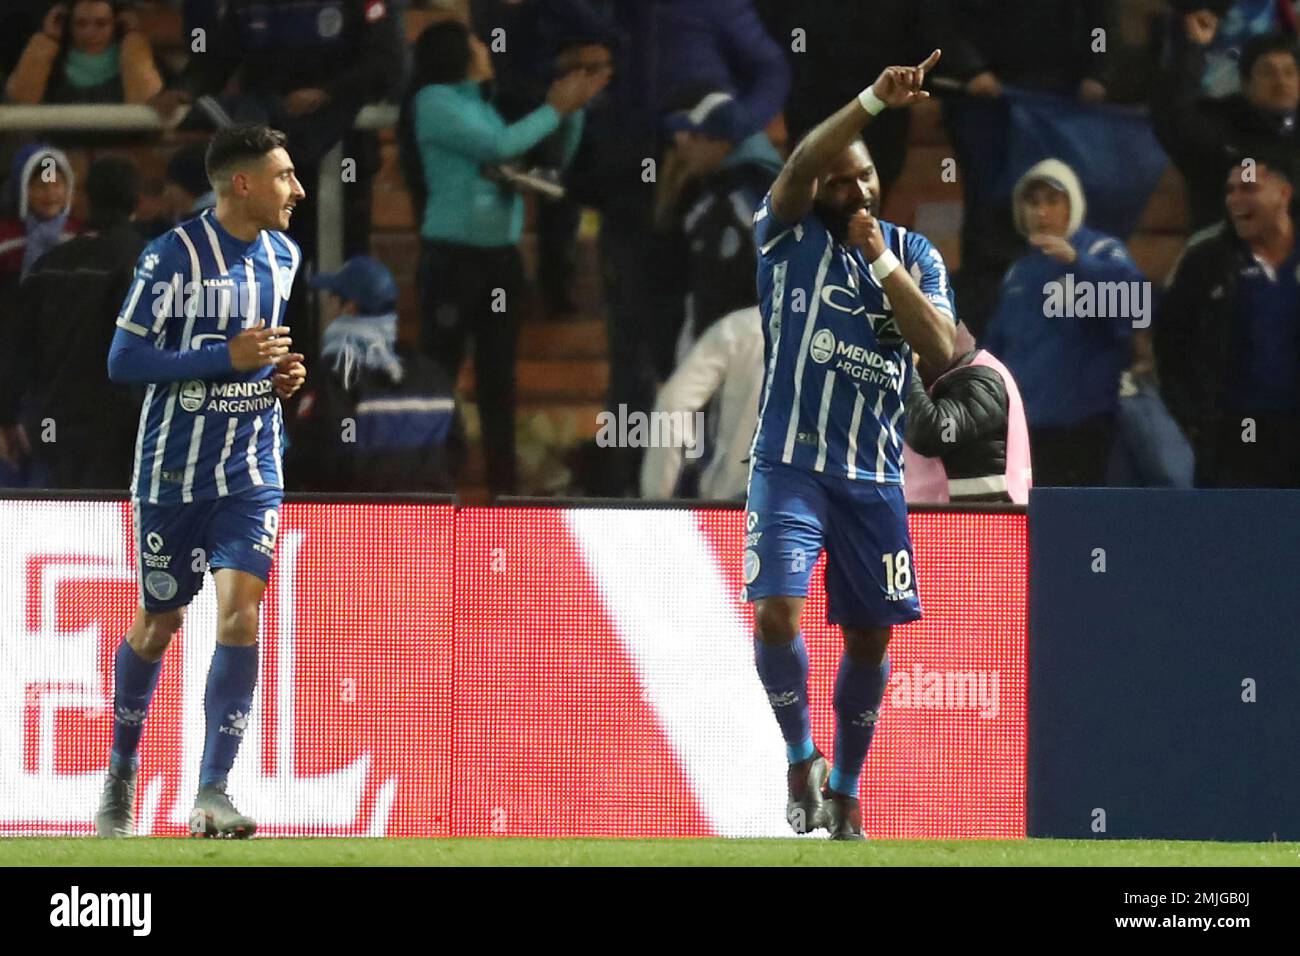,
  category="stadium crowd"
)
[1,0,1299,498]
